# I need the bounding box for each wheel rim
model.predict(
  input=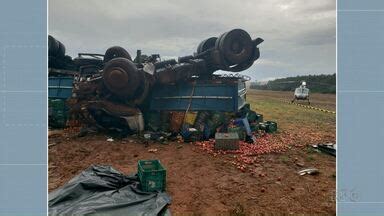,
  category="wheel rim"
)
[217,29,253,65]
